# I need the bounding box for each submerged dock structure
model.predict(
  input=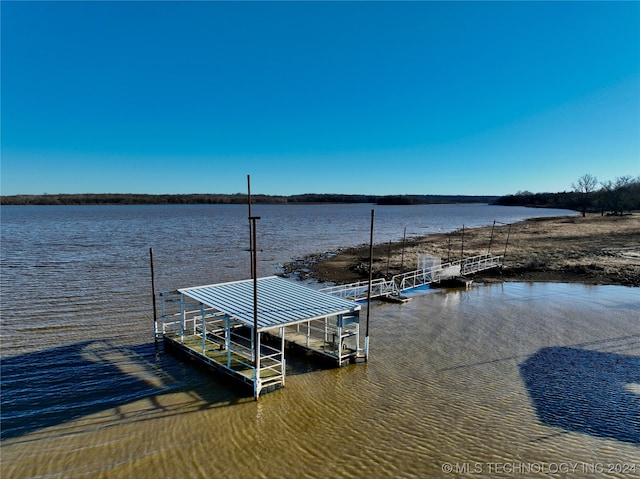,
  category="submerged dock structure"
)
[156,276,363,399]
